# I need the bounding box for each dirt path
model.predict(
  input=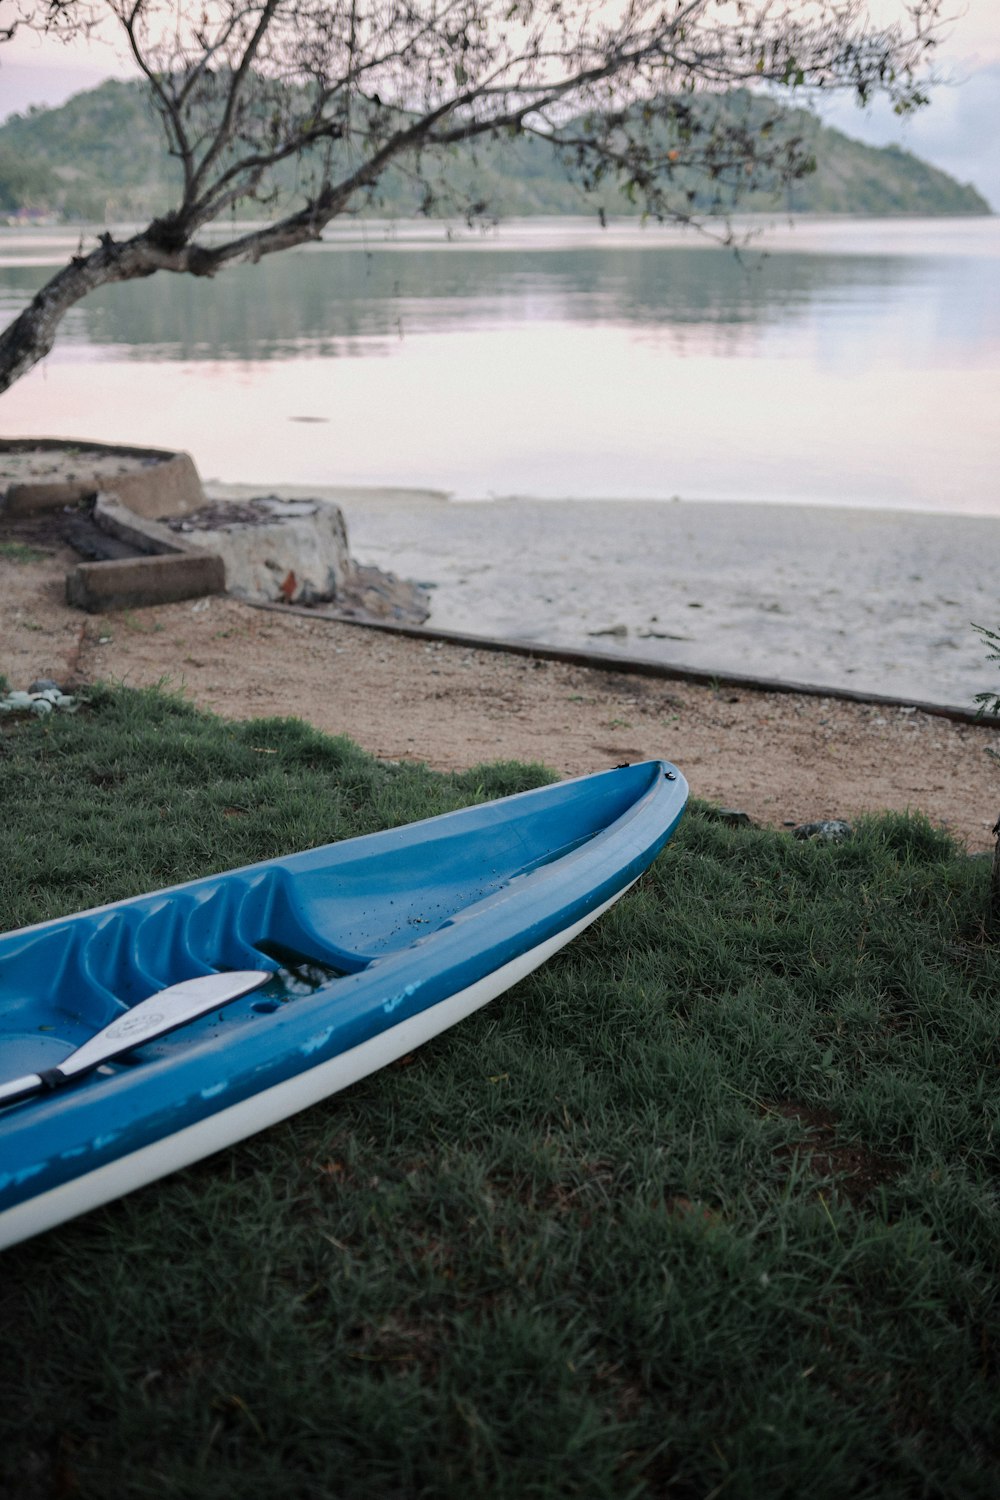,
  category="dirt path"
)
[3,540,998,852]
